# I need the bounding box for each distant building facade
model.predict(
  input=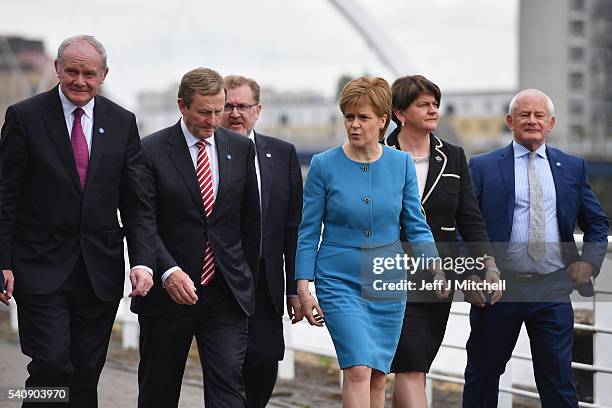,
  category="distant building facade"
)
[0,35,54,117]
[519,0,612,155]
